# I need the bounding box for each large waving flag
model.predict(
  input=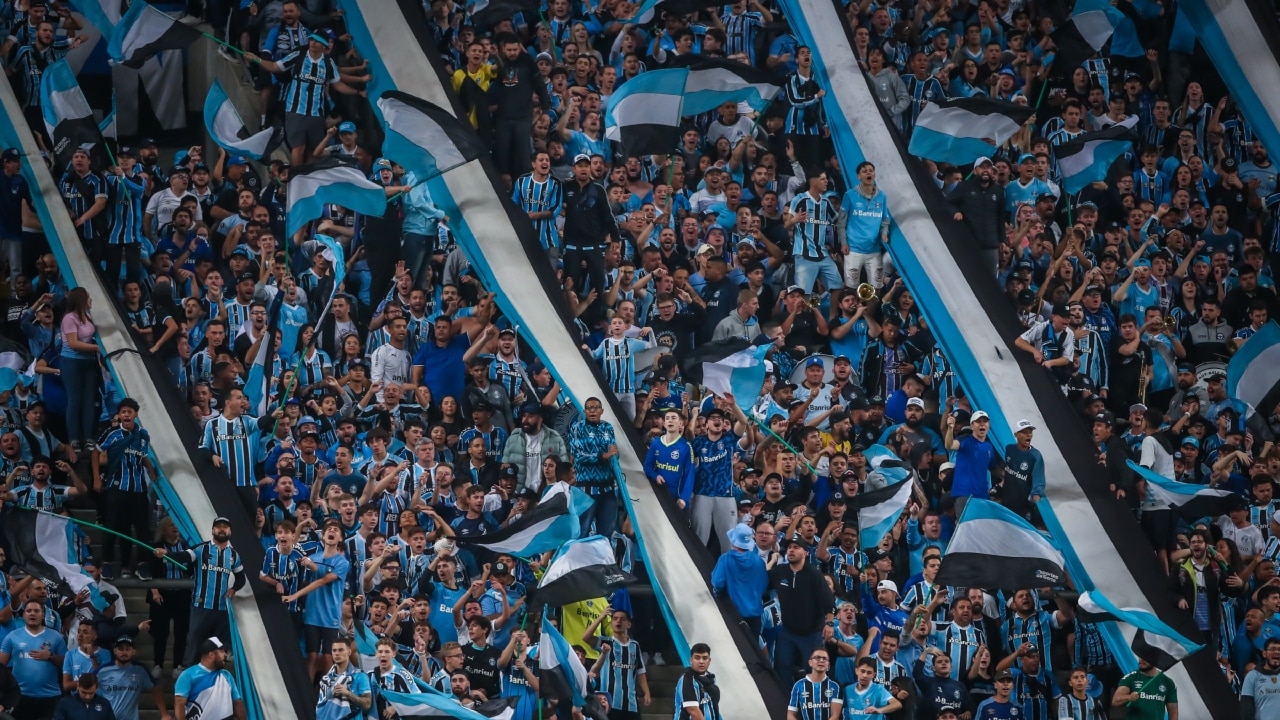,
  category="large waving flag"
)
[1073,0,1145,58]
[376,91,488,180]
[1228,320,1280,413]
[539,615,588,709]
[862,444,913,490]
[1077,589,1204,670]
[204,79,283,160]
[605,68,689,156]
[466,0,539,29]
[700,342,773,415]
[286,157,388,237]
[1127,461,1237,520]
[109,1,204,69]
[381,689,493,719]
[1056,118,1137,194]
[670,55,784,116]
[850,472,914,550]
[77,0,125,35]
[313,233,348,322]
[40,61,109,171]
[909,96,1035,166]
[935,499,1067,589]
[1049,9,1114,76]
[244,292,284,417]
[536,535,635,609]
[460,486,592,558]
[625,0,725,23]
[99,91,117,142]
[2,509,111,610]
